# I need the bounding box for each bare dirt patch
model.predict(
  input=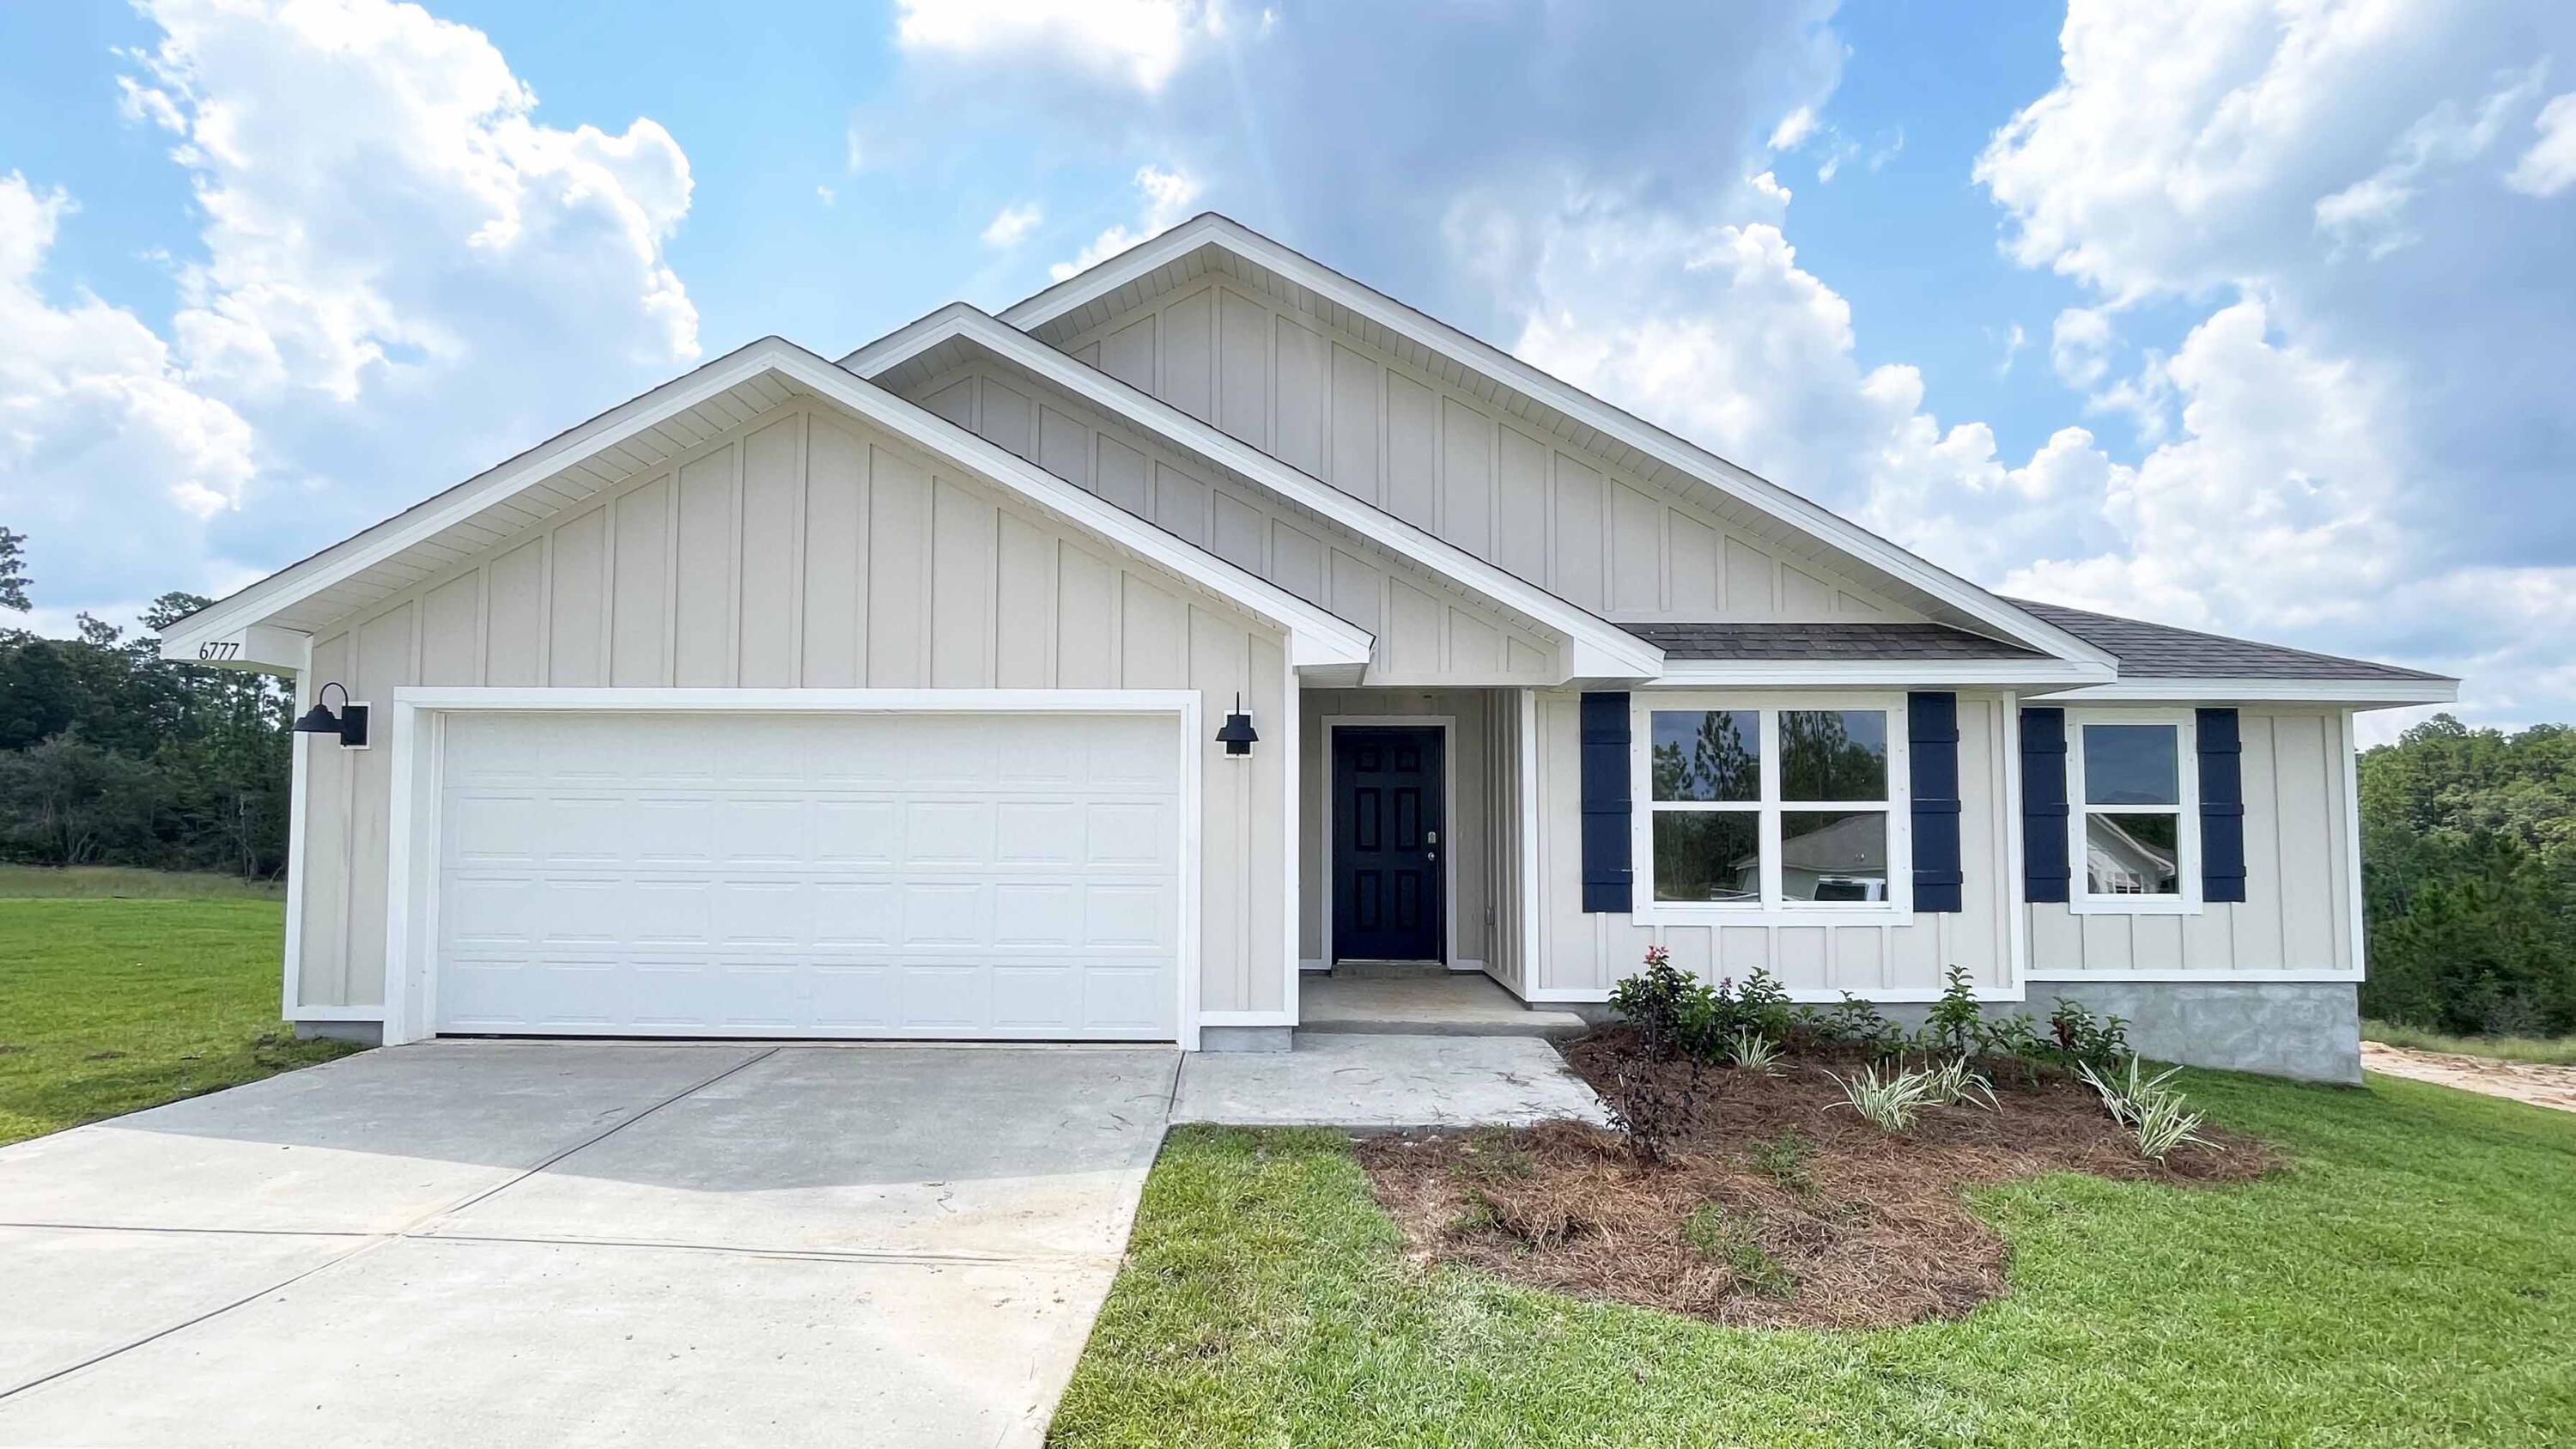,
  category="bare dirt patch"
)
[1357,1028,2270,1329]
[2363,1042,2576,1113]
